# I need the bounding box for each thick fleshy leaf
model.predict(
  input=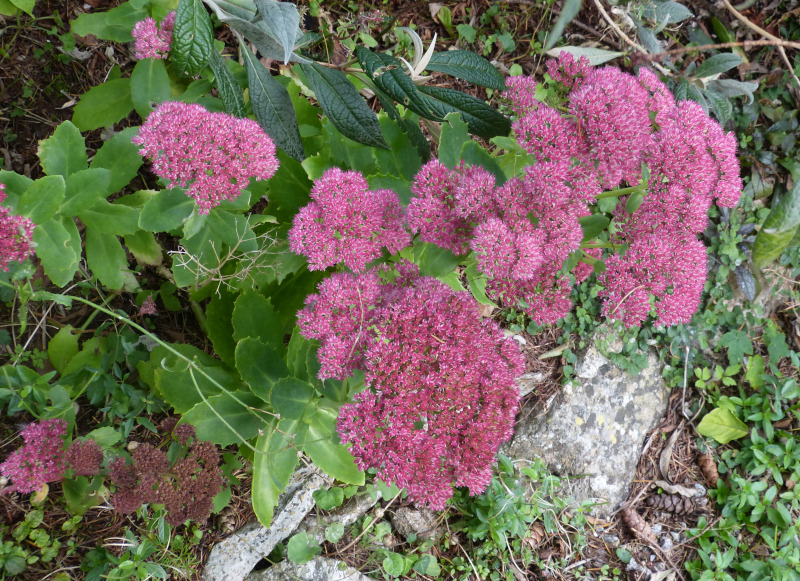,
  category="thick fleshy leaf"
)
[303,407,364,484]
[252,421,298,527]
[61,168,112,217]
[299,63,389,149]
[70,2,149,42]
[138,189,195,232]
[208,50,247,117]
[697,408,749,444]
[206,290,236,366]
[79,201,141,235]
[172,0,214,77]
[90,127,143,193]
[270,377,315,419]
[254,0,300,65]
[752,180,800,267]
[580,214,611,242]
[124,231,163,266]
[418,85,510,139]
[72,78,134,131]
[33,218,81,287]
[426,50,506,90]
[85,229,128,290]
[264,152,312,222]
[131,59,172,118]
[241,44,304,161]
[181,391,265,445]
[461,141,505,186]
[48,326,80,374]
[235,337,290,400]
[17,175,65,224]
[154,364,243,414]
[438,112,470,169]
[37,121,87,178]
[232,291,284,350]
[415,242,462,278]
